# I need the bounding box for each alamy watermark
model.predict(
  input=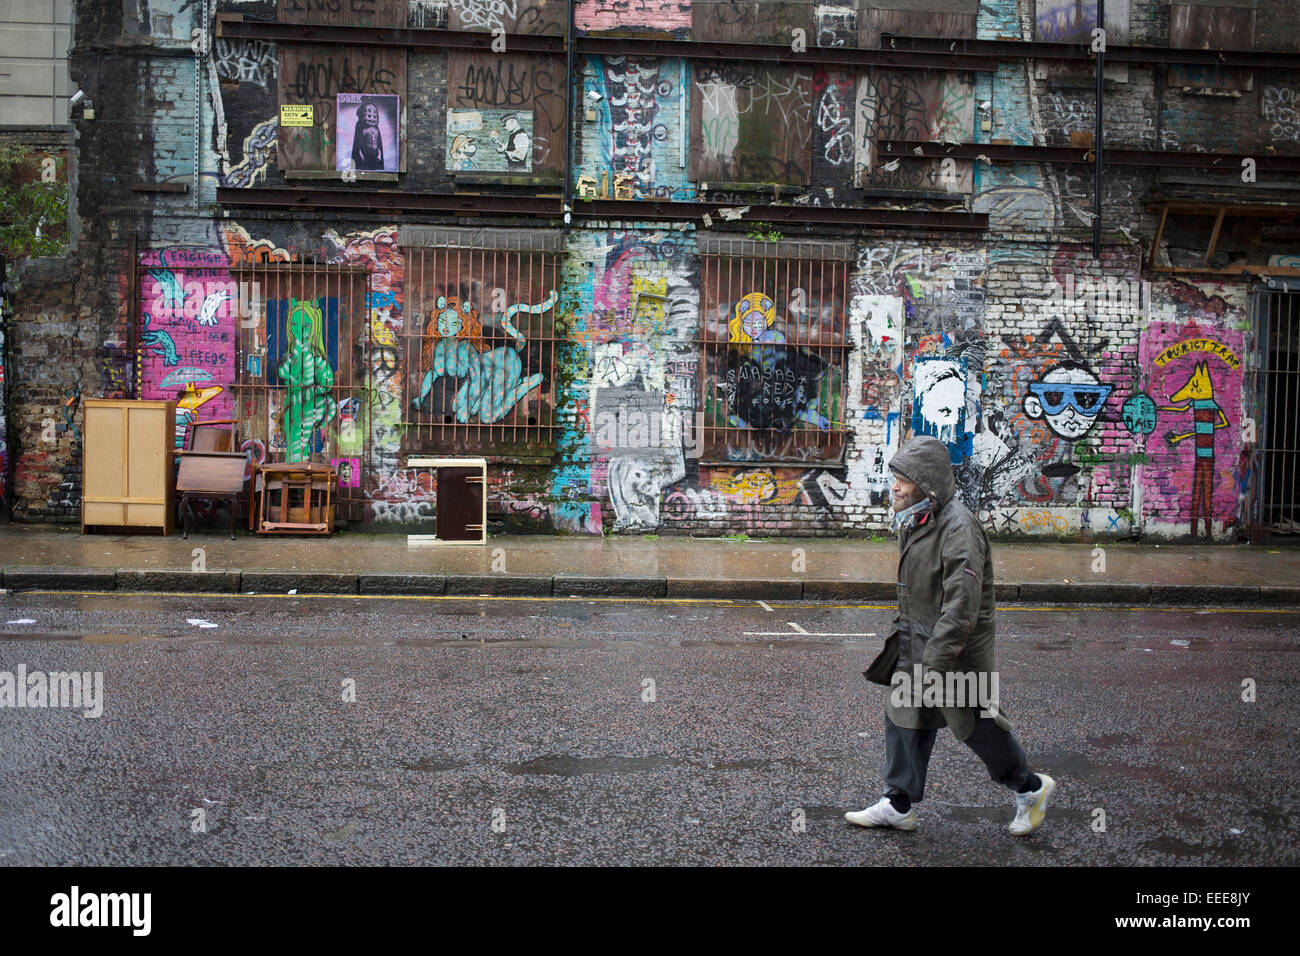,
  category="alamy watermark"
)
[889,665,1000,717]
[0,666,103,718]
